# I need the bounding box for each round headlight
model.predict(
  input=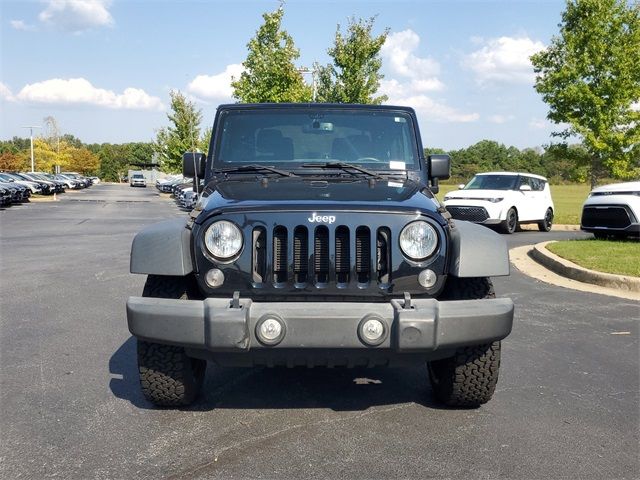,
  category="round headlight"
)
[204,220,243,259]
[399,221,438,260]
